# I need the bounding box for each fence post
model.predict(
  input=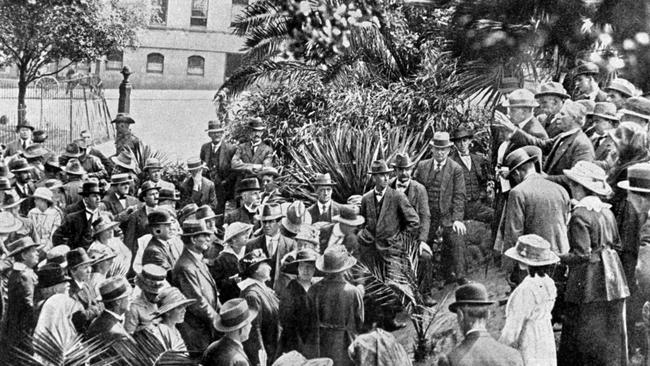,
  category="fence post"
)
[118,66,132,114]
